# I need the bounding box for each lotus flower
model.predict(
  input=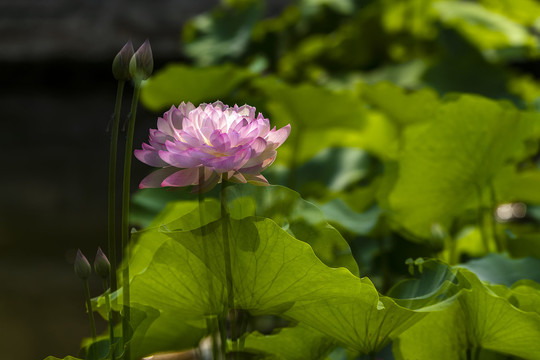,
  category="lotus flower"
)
[135,101,290,192]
